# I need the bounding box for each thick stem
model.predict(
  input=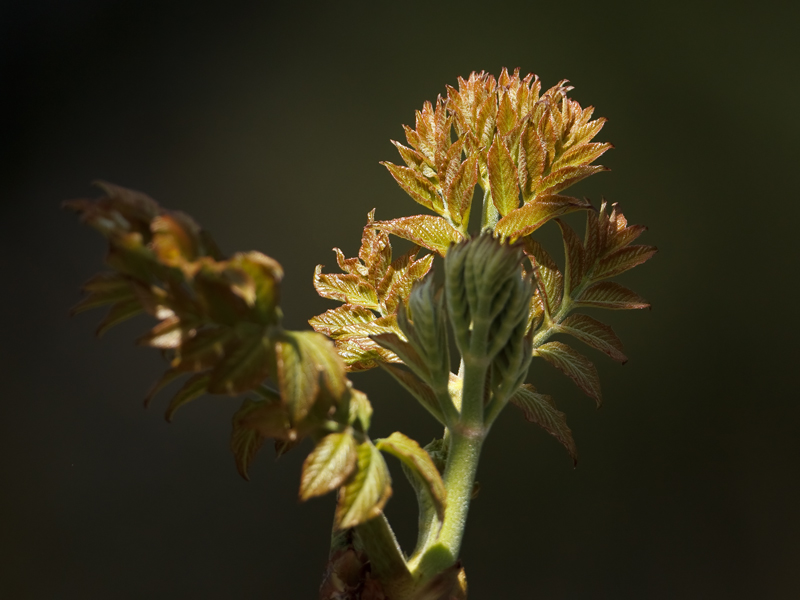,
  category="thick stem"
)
[409,430,484,580]
[354,514,415,596]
